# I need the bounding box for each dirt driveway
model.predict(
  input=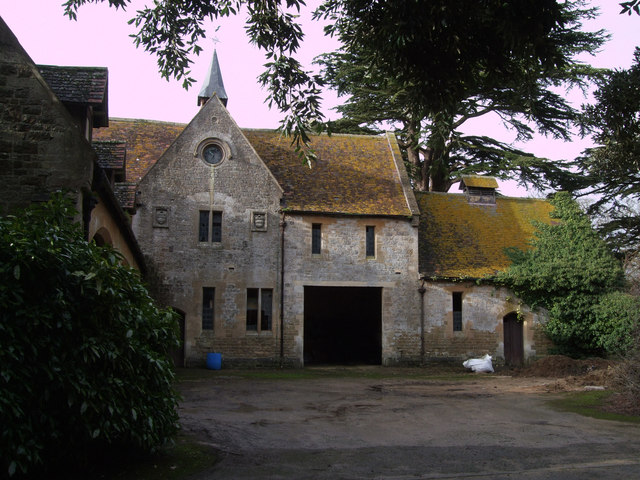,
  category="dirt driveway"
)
[178,367,640,479]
